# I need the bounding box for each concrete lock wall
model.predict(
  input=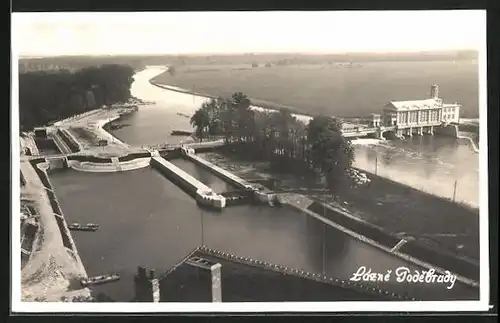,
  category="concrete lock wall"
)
[46,157,67,171]
[181,148,276,204]
[151,156,226,209]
